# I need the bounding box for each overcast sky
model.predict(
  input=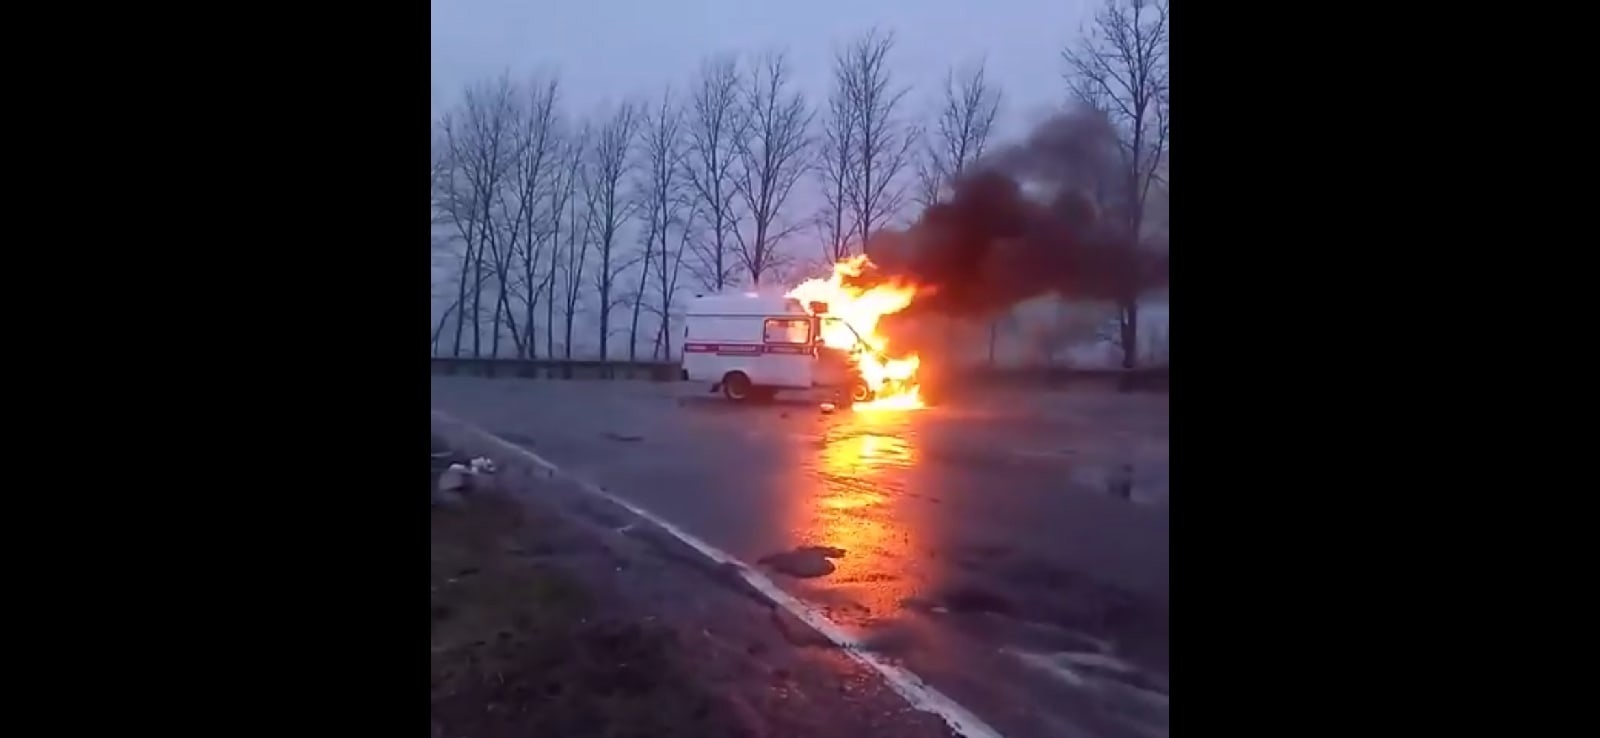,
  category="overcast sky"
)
[431,0,1090,134]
